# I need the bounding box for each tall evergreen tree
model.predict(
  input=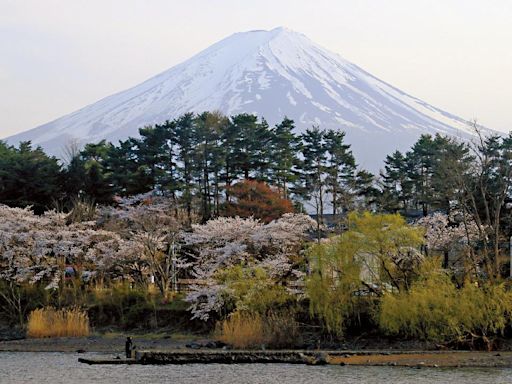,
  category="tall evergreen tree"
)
[407,134,438,216]
[229,114,272,180]
[269,117,301,200]
[300,127,328,237]
[380,150,412,212]
[0,141,62,213]
[173,113,196,225]
[78,140,116,204]
[355,169,379,209]
[193,112,228,221]
[324,129,356,215]
[134,123,170,191]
